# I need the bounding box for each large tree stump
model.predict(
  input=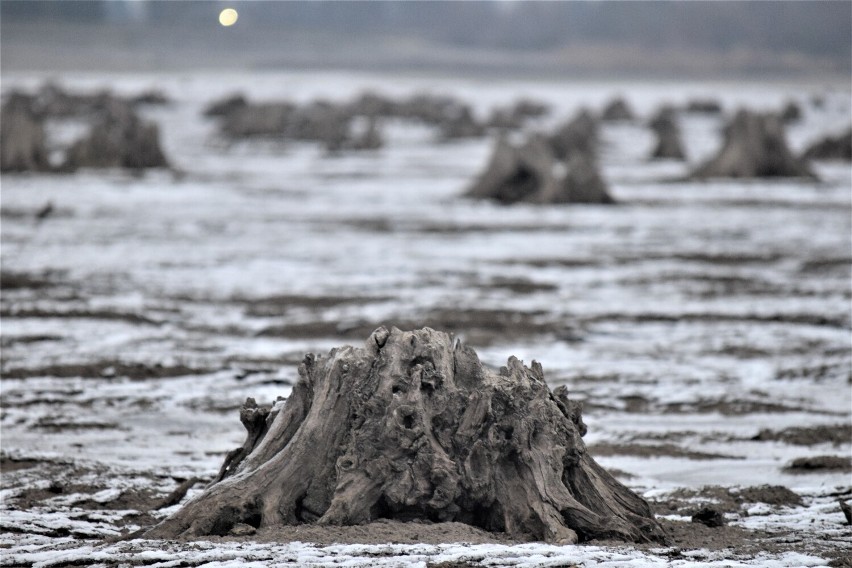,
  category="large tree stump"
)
[145,327,665,544]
